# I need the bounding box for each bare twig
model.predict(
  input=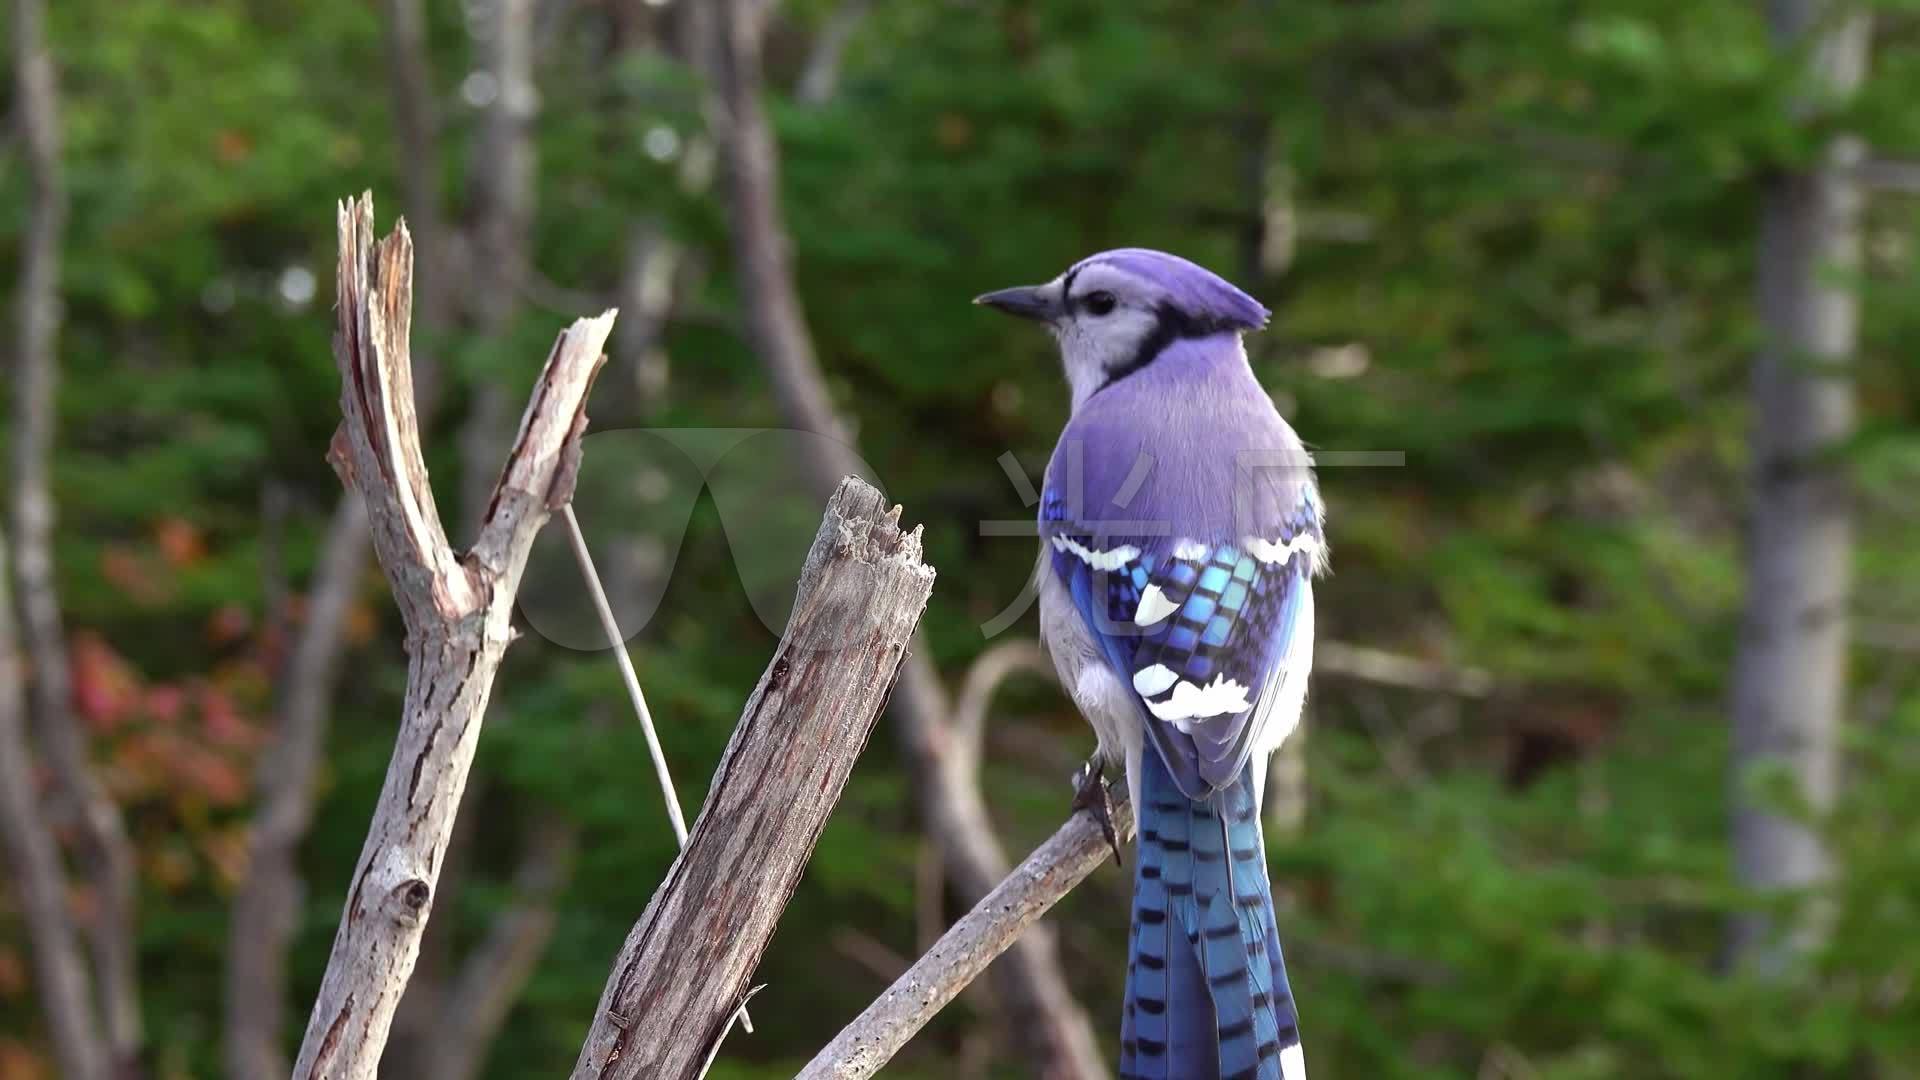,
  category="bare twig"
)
[796,798,1134,1080]
[569,478,936,1080]
[288,195,615,1079]
[561,505,690,842]
[560,499,767,1029]
[1315,641,1494,698]
[0,529,105,1080]
[704,3,1107,1071]
[8,0,142,1068]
